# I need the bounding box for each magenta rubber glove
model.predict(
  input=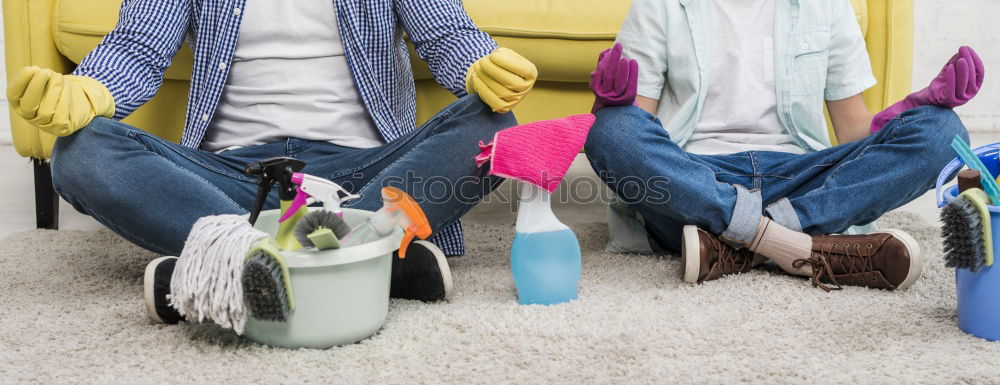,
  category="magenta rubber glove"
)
[871,46,984,133]
[590,43,639,113]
